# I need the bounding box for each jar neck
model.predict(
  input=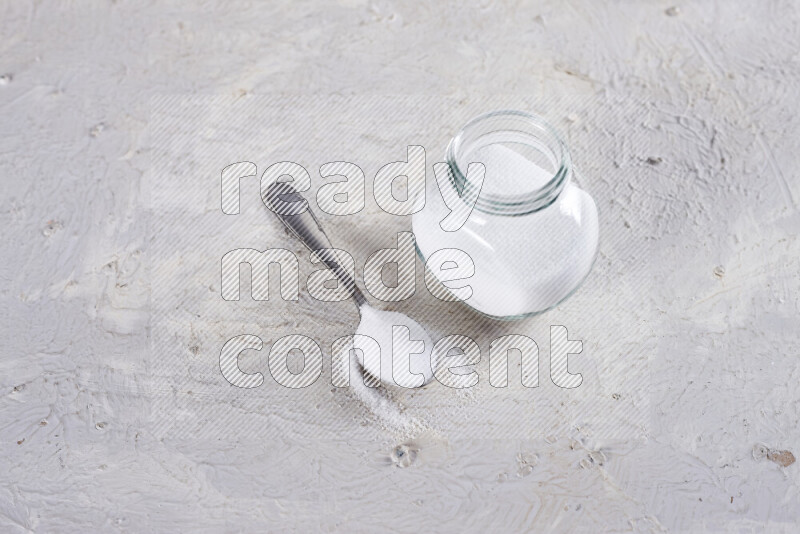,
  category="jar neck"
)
[446,110,572,216]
